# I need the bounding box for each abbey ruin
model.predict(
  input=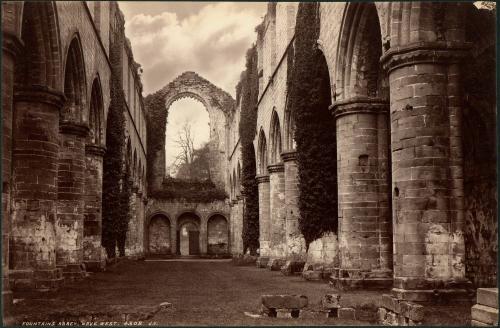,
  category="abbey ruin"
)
[1,1,497,326]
